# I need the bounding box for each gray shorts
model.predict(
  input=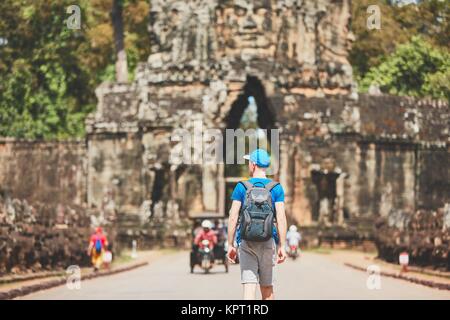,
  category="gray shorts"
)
[238,239,276,286]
